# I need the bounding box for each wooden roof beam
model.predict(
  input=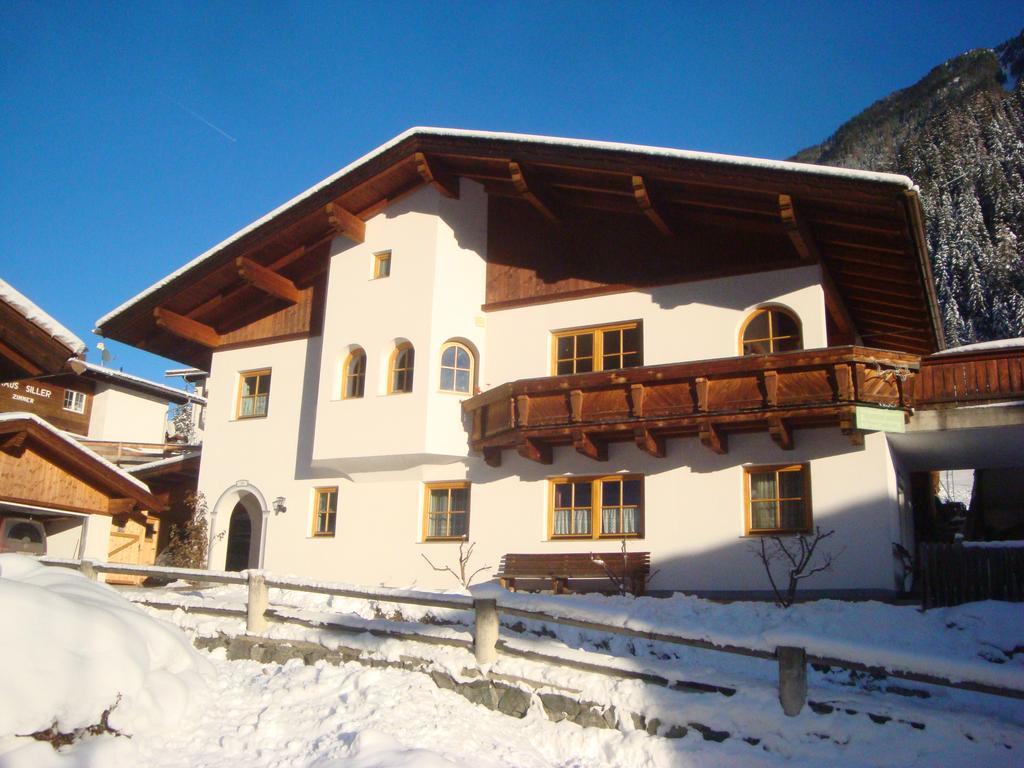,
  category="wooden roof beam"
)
[325,203,365,243]
[415,152,460,199]
[1,429,28,457]
[154,308,221,349]
[632,176,673,237]
[508,161,559,222]
[780,193,859,344]
[236,257,301,304]
[779,194,818,262]
[0,339,43,377]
